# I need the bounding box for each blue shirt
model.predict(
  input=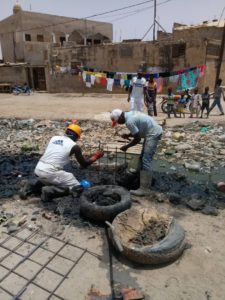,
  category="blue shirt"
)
[124,111,163,137]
